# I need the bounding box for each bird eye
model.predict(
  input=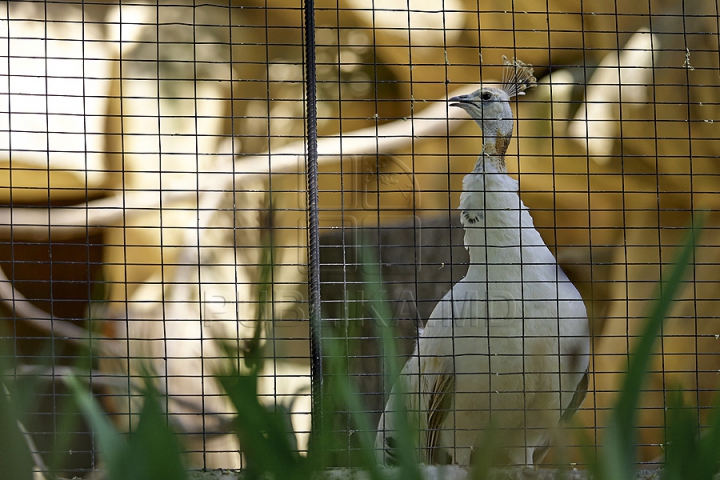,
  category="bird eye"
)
[481,92,492,101]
